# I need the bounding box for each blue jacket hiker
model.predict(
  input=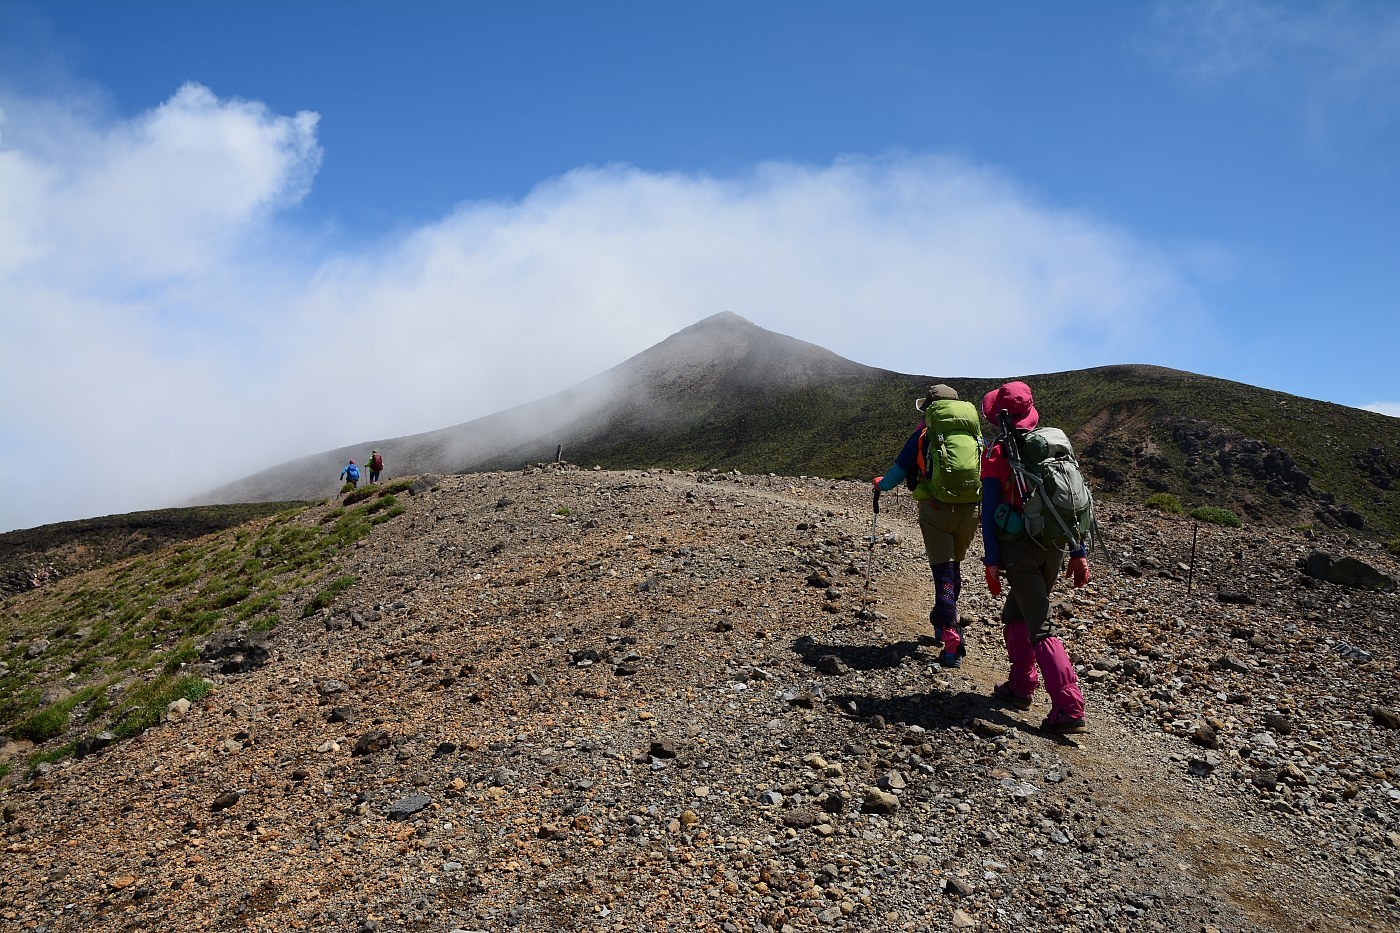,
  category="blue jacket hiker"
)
[874,384,983,668]
[340,460,360,489]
